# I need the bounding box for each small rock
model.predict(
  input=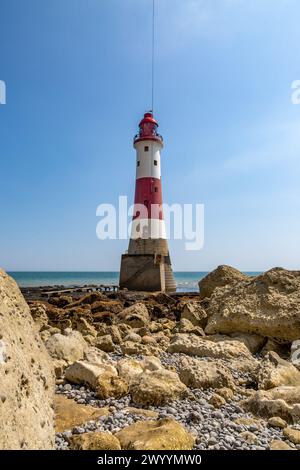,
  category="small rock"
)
[69,431,121,450]
[270,440,295,451]
[283,427,300,445]
[209,393,226,408]
[240,431,258,444]
[95,335,115,353]
[115,418,195,450]
[268,416,287,429]
[130,369,188,406]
